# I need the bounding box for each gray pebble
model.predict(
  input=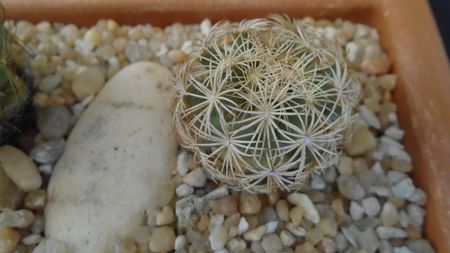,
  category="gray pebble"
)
[38,74,62,92]
[407,188,427,206]
[125,42,151,63]
[392,178,415,198]
[350,201,364,220]
[357,228,380,253]
[30,139,65,164]
[337,175,366,200]
[407,204,425,227]
[394,246,414,253]
[406,239,435,253]
[310,174,326,190]
[362,197,381,216]
[37,105,72,140]
[376,226,407,239]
